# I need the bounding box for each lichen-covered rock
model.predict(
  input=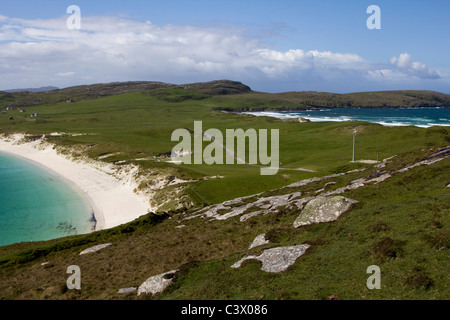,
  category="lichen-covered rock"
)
[248,234,270,250]
[231,244,310,273]
[79,243,112,255]
[117,287,137,294]
[293,196,357,228]
[137,270,178,296]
